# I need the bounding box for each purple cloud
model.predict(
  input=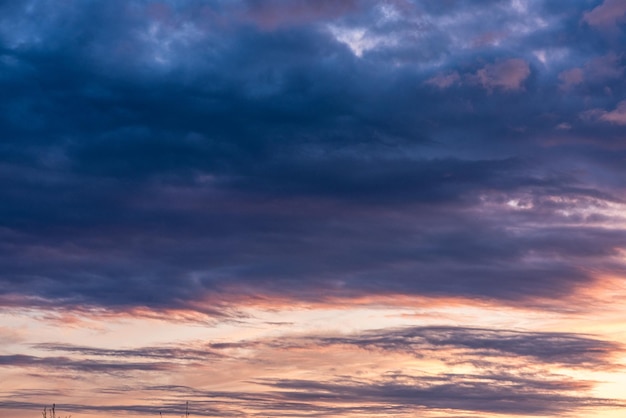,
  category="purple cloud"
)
[583,0,626,31]
[470,58,531,92]
[600,101,626,125]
